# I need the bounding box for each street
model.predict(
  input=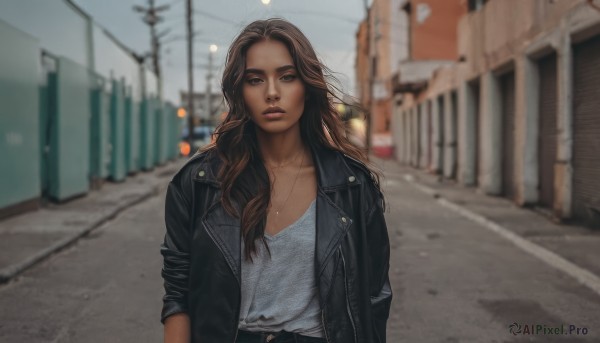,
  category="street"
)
[0,193,165,342]
[1,169,599,342]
